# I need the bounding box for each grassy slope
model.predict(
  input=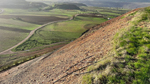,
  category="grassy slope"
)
[13,16,107,51]
[82,7,150,84]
